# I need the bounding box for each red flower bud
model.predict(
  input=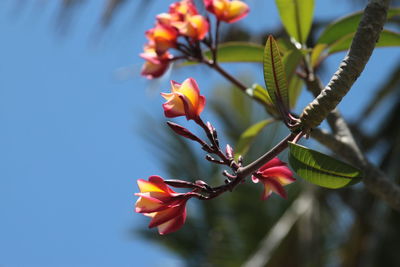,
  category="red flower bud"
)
[225,144,234,159]
[166,121,204,144]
